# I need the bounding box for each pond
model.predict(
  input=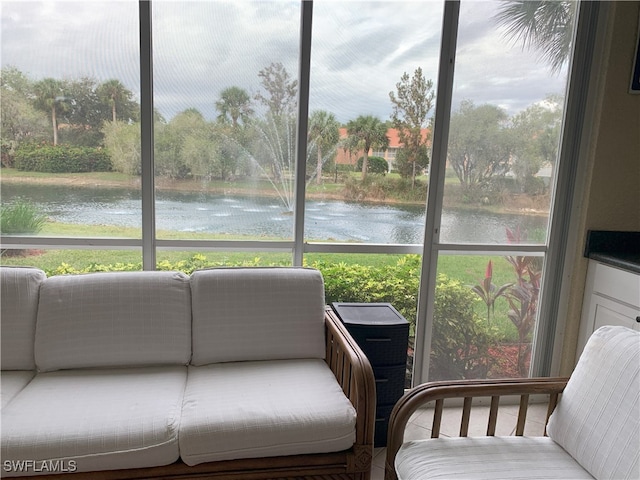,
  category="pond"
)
[1,183,548,244]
